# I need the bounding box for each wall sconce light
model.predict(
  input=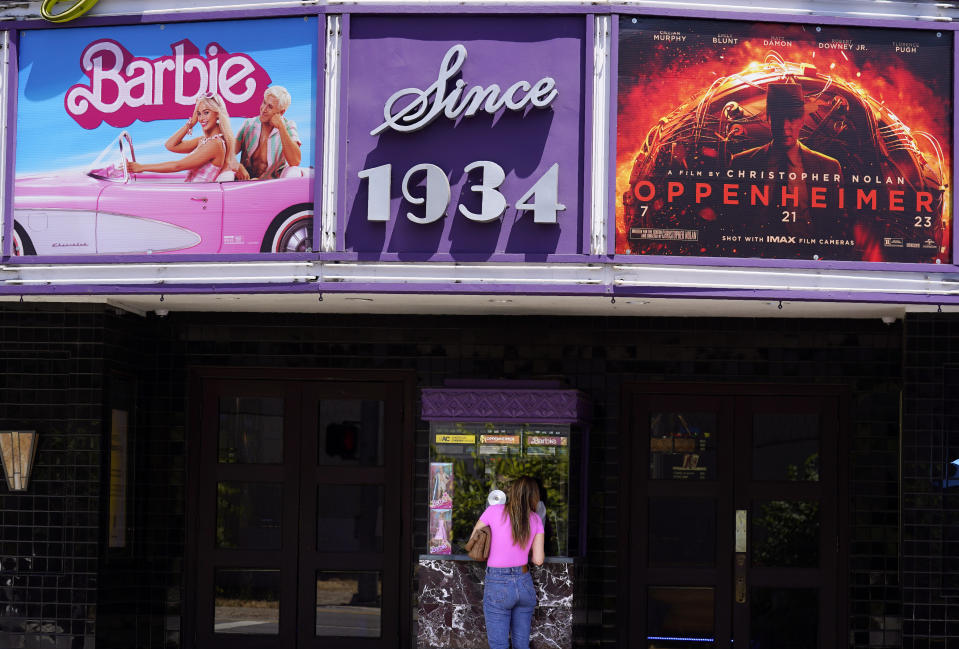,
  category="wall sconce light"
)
[0,430,39,492]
